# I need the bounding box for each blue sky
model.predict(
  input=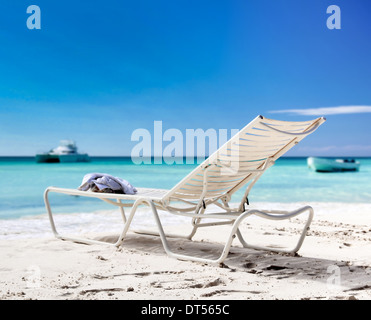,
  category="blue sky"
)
[0,0,370,156]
